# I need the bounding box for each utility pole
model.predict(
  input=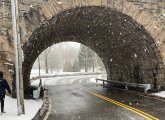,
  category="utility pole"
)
[11,0,25,115]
